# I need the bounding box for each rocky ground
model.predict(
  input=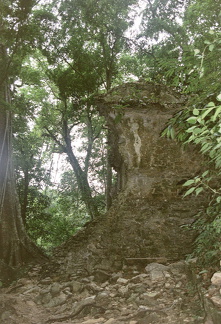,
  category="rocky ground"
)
[0,256,208,324]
